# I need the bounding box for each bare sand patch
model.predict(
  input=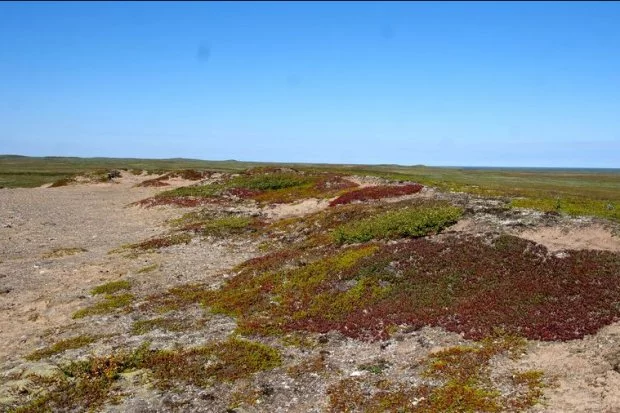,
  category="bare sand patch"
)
[514,224,620,253]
